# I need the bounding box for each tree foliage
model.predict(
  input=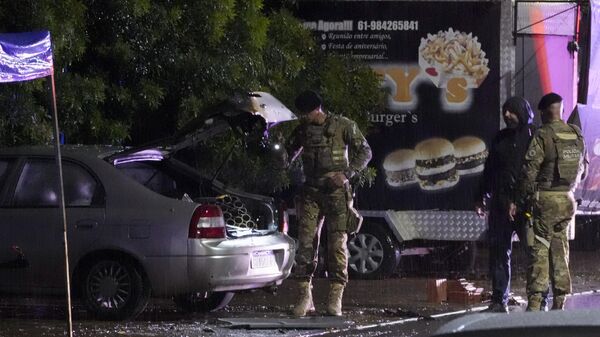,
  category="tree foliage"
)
[0,0,384,193]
